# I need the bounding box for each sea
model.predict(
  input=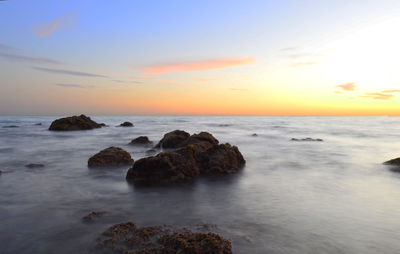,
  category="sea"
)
[1,116,400,254]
